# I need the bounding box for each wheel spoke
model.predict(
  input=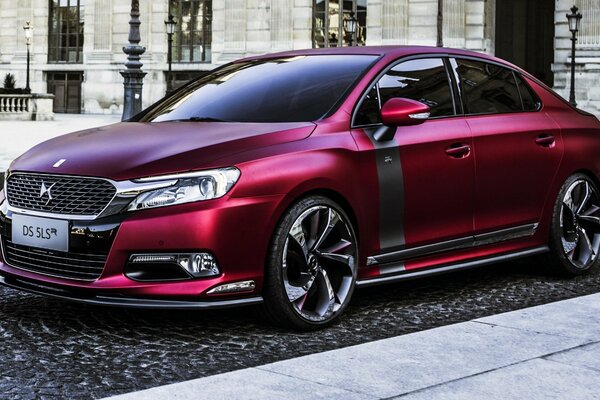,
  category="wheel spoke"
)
[311,209,340,252]
[315,268,336,317]
[288,224,309,263]
[307,209,322,249]
[285,271,317,302]
[578,214,600,225]
[320,252,354,275]
[576,181,592,214]
[576,226,596,266]
[293,292,308,311]
[320,239,352,254]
